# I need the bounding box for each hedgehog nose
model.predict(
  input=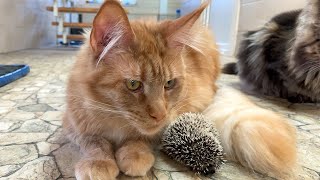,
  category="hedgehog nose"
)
[147,103,167,122]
